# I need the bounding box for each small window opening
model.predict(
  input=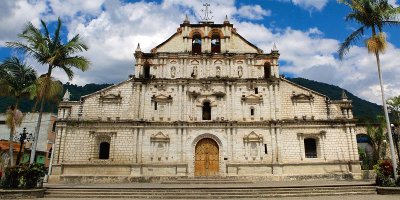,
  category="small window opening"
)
[192,34,202,54]
[99,142,110,159]
[250,108,255,116]
[48,148,52,159]
[154,102,158,110]
[52,122,56,132]
[304,138,317,158]
[202,102,211,120]
[143,63,151,79]
[264,144,268,154]
[264,62,271,79]
[211,34,221,53]
[255,87,259,94]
